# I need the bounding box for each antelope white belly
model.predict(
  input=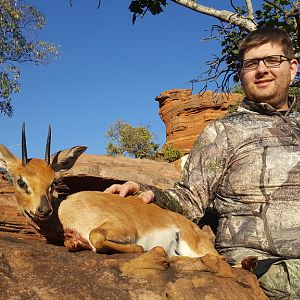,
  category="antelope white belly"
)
[136,227,180,256]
